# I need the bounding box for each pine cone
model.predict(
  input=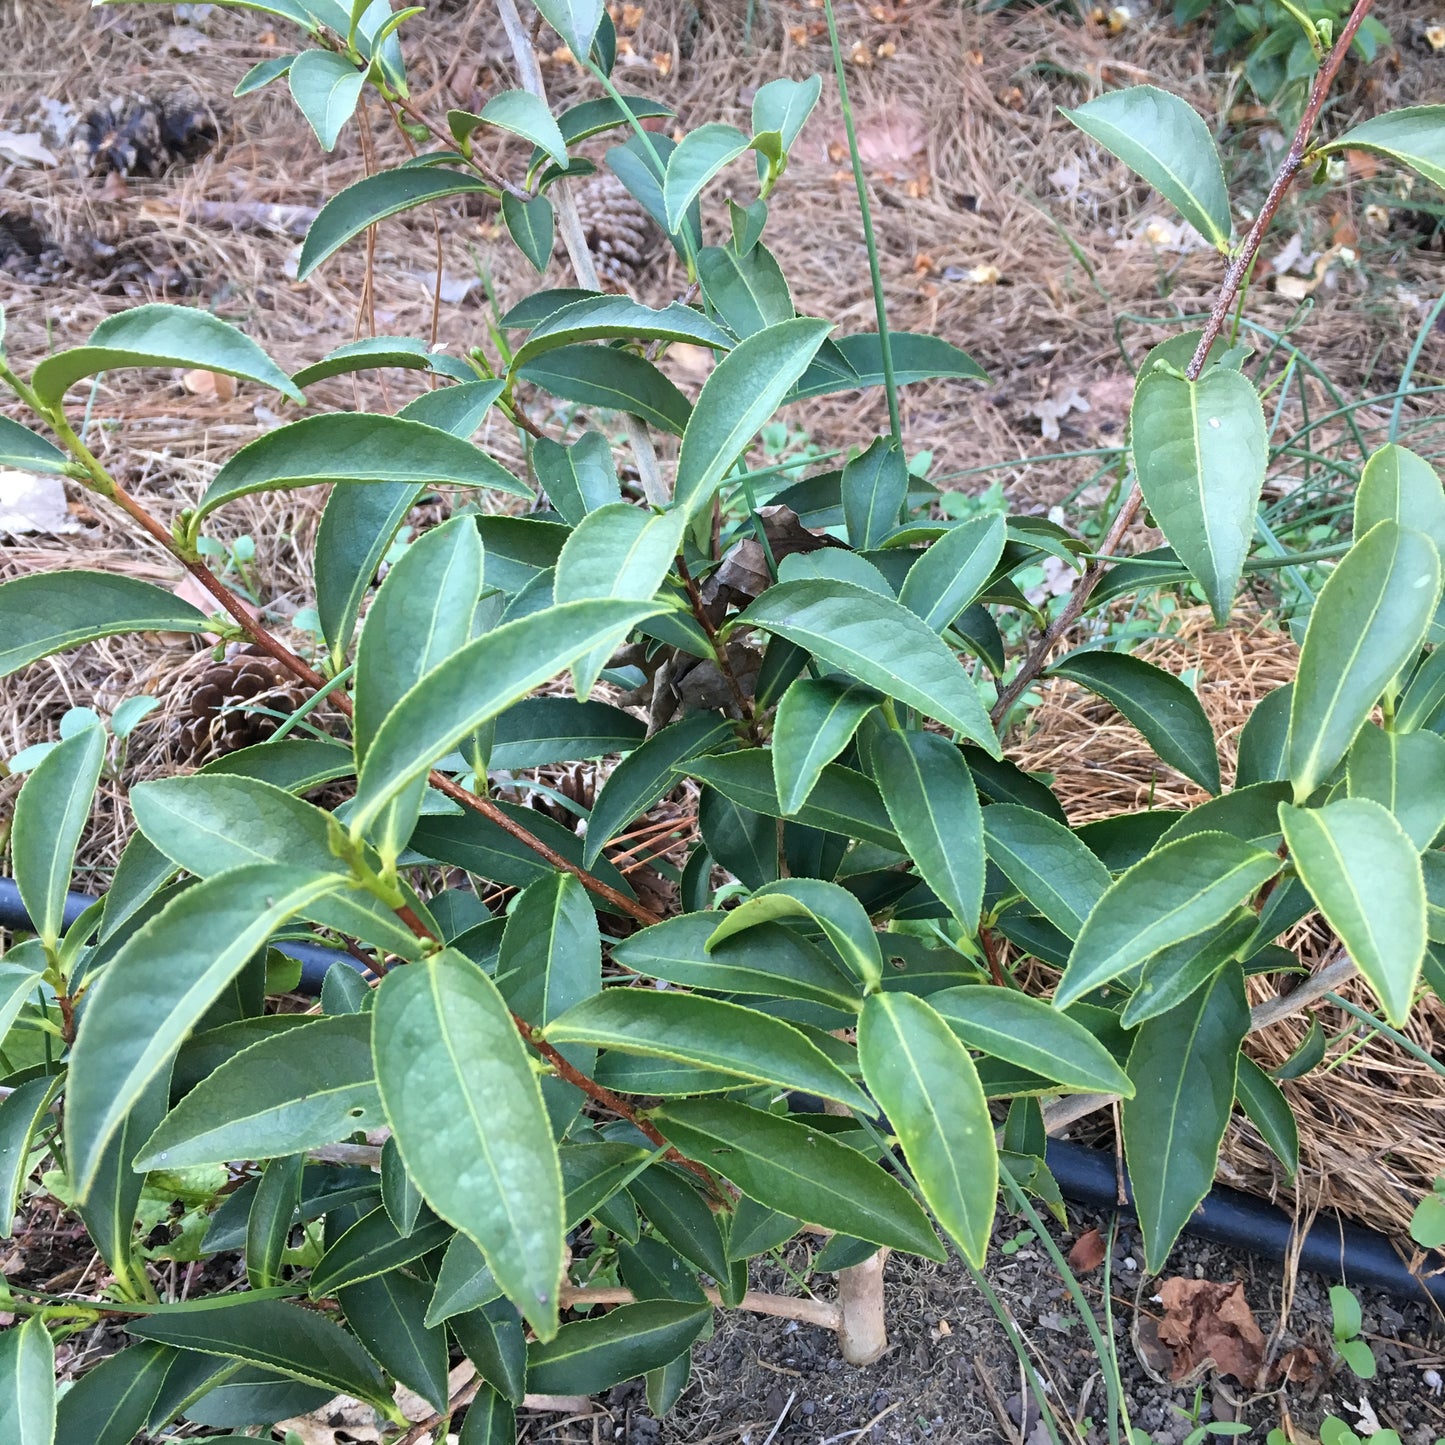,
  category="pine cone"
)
[567,170,661,288]
[73,91,217,178]
[174,644,308,762]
